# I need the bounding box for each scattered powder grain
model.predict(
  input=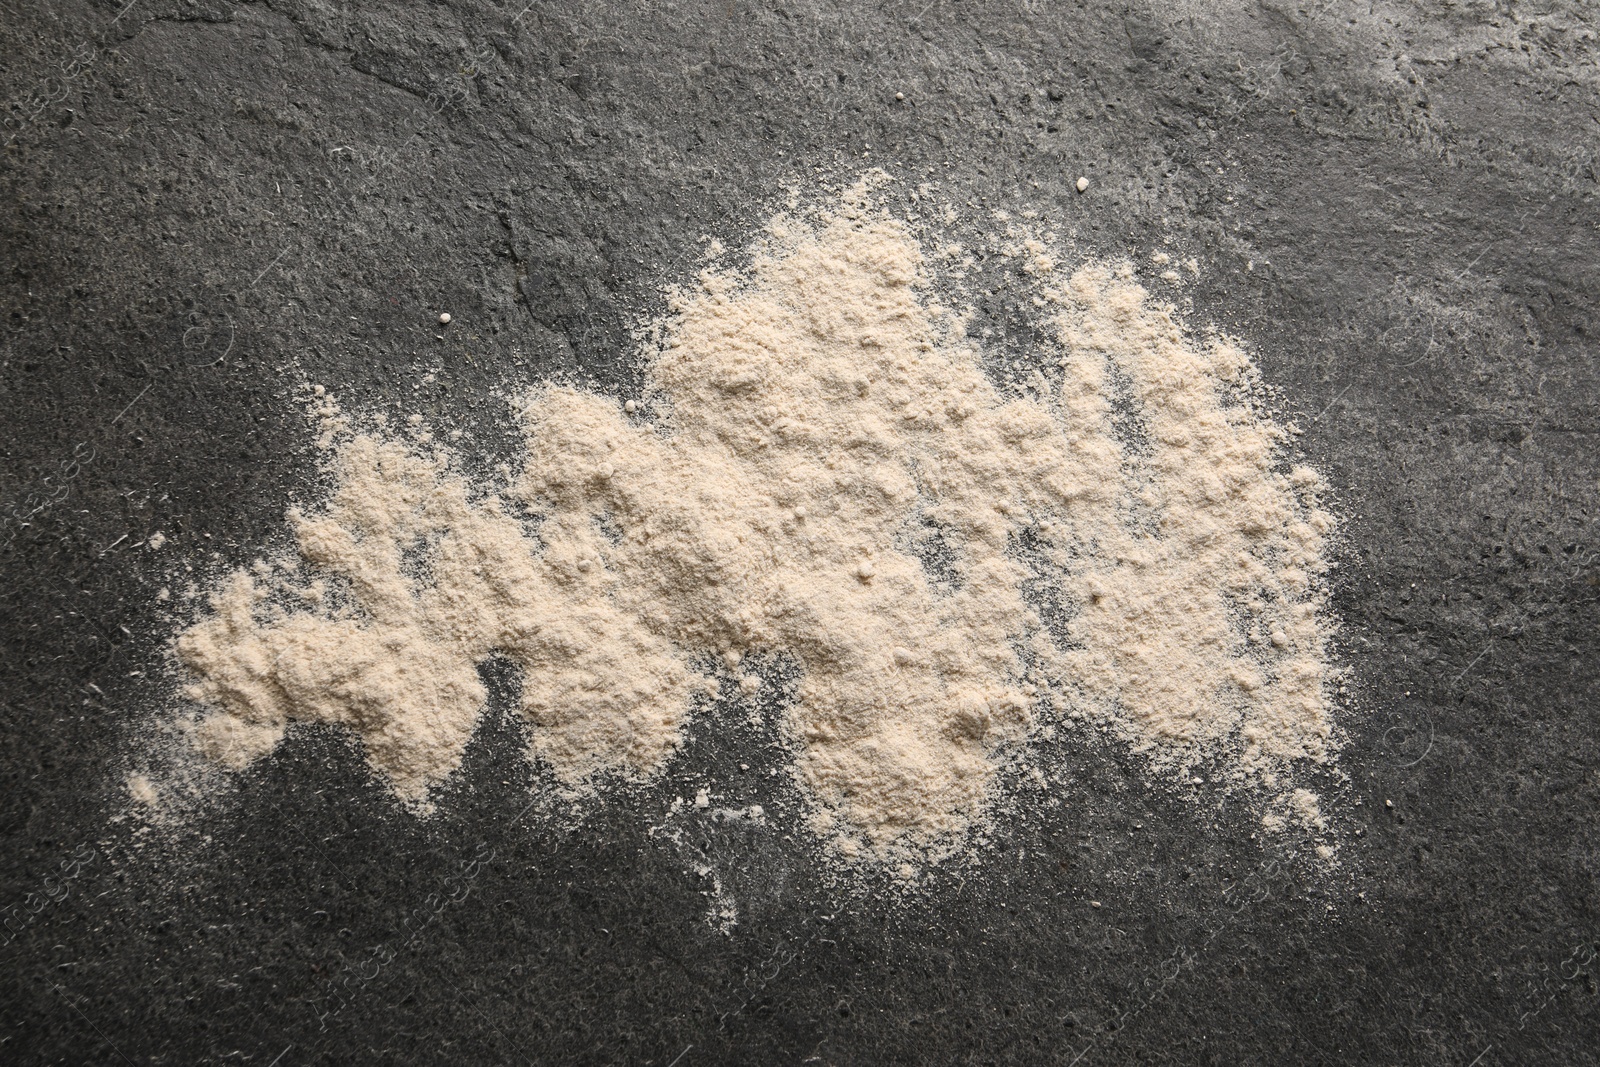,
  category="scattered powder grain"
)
[127,773,160,808]
[172,180,1339,865]
[1288,787,1330,831]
